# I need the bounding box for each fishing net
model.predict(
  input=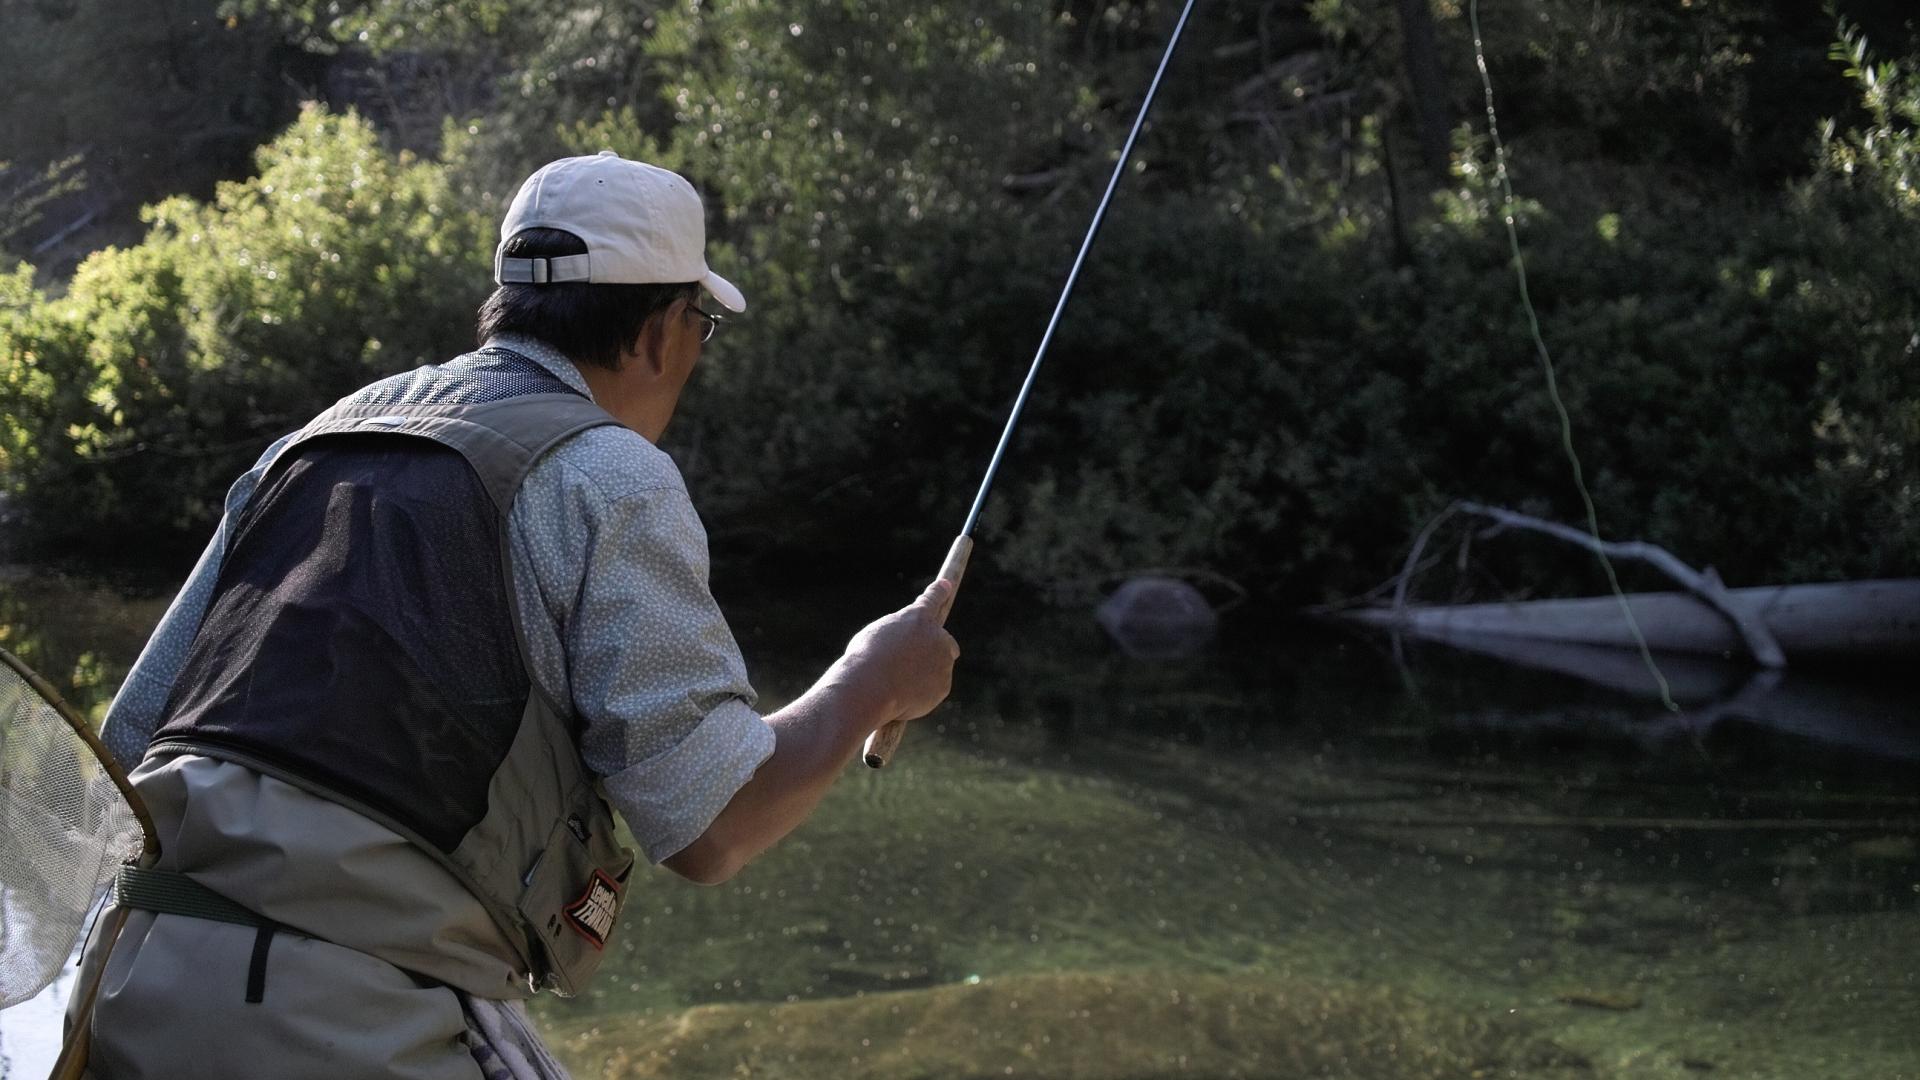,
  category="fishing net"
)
[0,648,148,1010]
